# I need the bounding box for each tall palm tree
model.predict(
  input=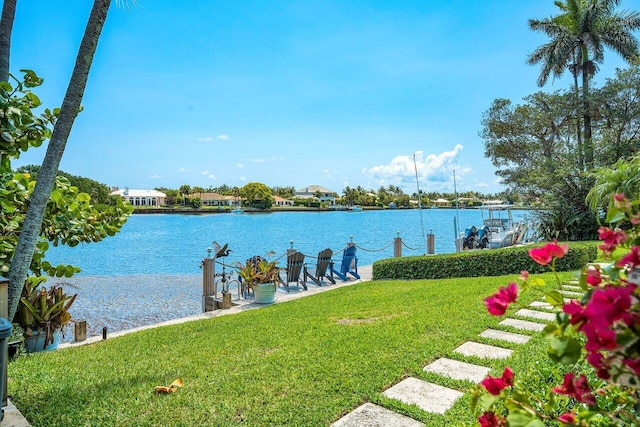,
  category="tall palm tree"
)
[527,0,640,169]
[8,0,112,320]
[0,0,17,81]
